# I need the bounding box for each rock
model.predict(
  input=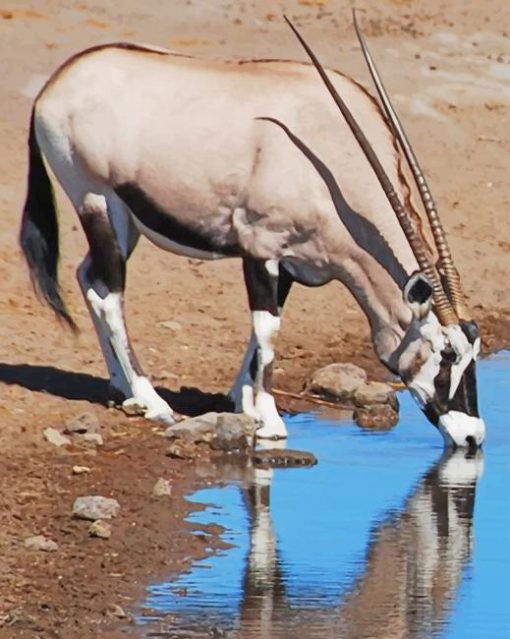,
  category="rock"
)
[159,320,182,331]
[72,496,120,521]
[105,603,126,619]
[305,363,367,401]
[43,427,71,447]
[252,448,318,468]
[82,433,103,446]
[152,478,172,497]
[89,519,112,539]
[24,535,58,552]
[353,381,398,408]
[165,412,256,453]
[72,465,91,475]
[166,441,194,460]
[64,411,100,435]
[354,404,399,430]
